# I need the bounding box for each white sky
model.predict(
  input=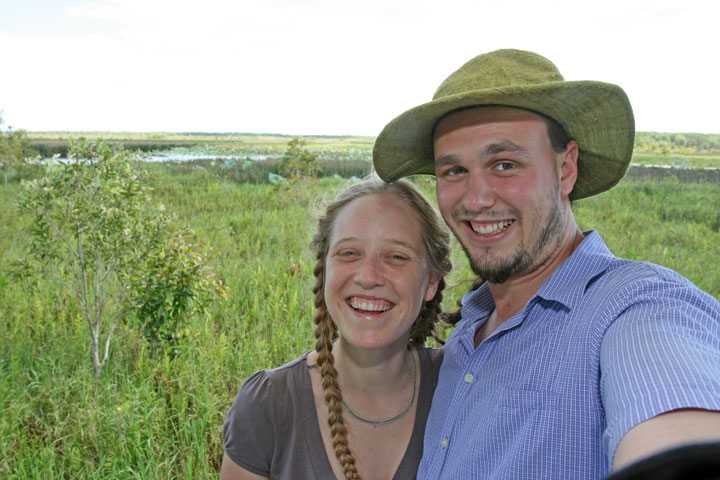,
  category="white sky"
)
[0,0,718,135]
